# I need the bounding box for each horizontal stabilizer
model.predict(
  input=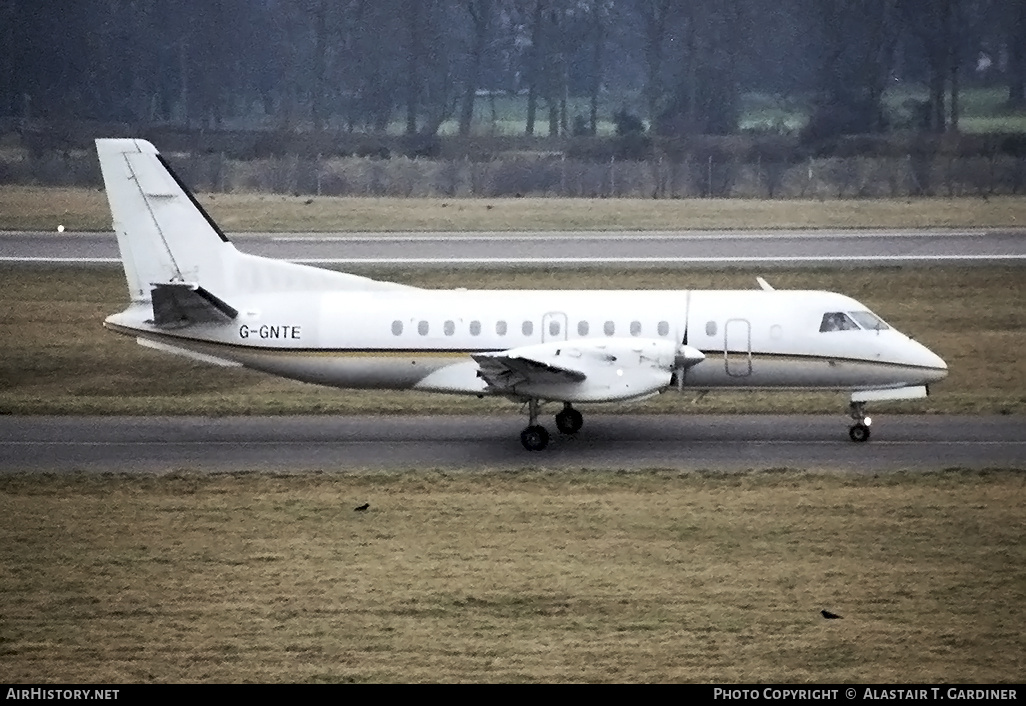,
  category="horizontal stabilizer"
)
[150,282,238,328]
